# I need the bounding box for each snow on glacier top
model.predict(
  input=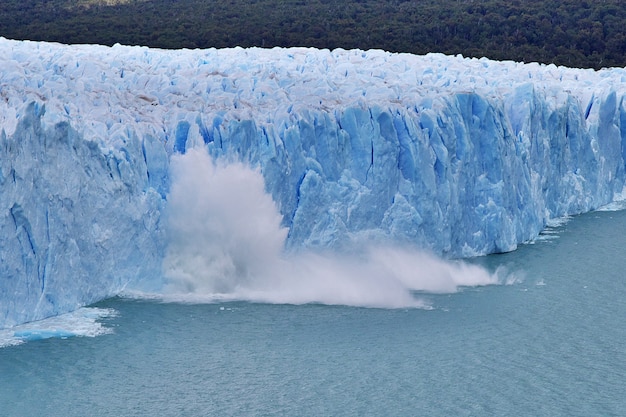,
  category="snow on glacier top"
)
[1,37,623,145]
